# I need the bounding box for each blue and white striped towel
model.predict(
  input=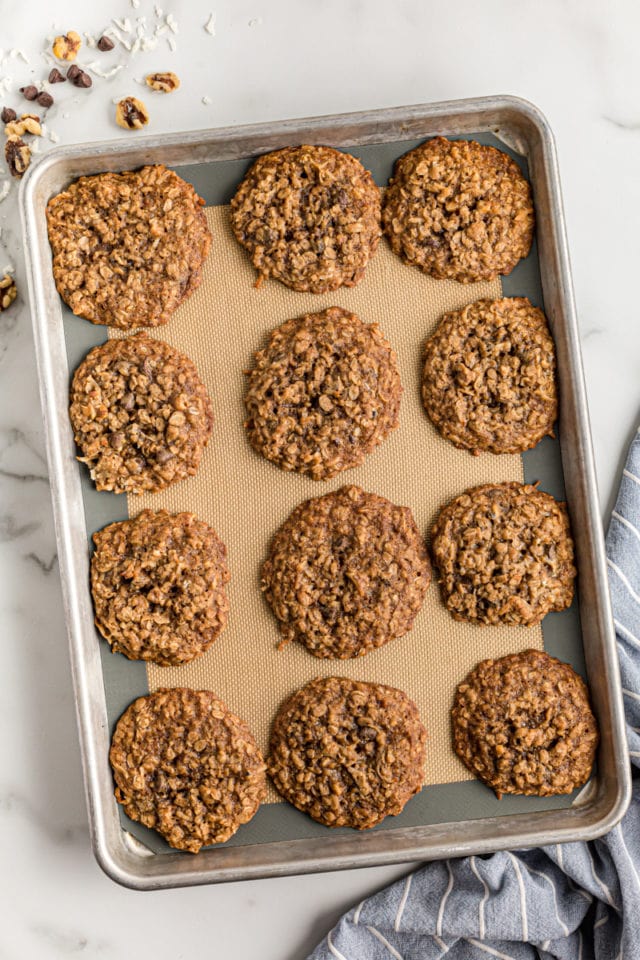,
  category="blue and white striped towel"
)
[308,437,640,960]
